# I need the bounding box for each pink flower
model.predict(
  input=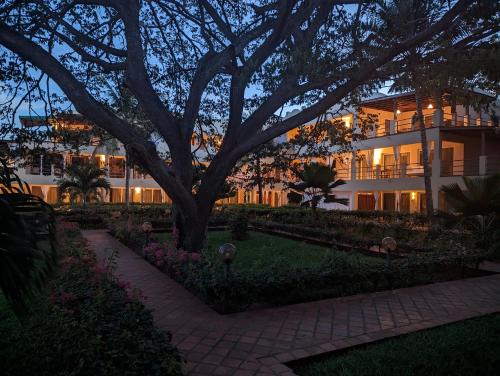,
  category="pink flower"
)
[189,252,201,263]
[118,280,131,290]
[154,249,164,260]
[178,251,188,262]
